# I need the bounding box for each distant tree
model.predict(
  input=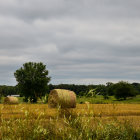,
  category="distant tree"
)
[0,91,2,103]
[96,85,109,99]
[114,81,136,100]
[106,82,115,96]
[49,84,88,96]
[132,83,140,95]
[0,85,18,96]
[14,62,50,102]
